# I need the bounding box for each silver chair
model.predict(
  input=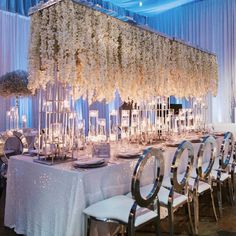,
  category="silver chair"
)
[0,130,28,180]
[0,130,28,164]
[127,141,195,236]
[83,147,164,236]
[189,135,218,235]
[229,140,236,202]
[162,140,194,236]
[211,131,234,217]
[0,130,28,200]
